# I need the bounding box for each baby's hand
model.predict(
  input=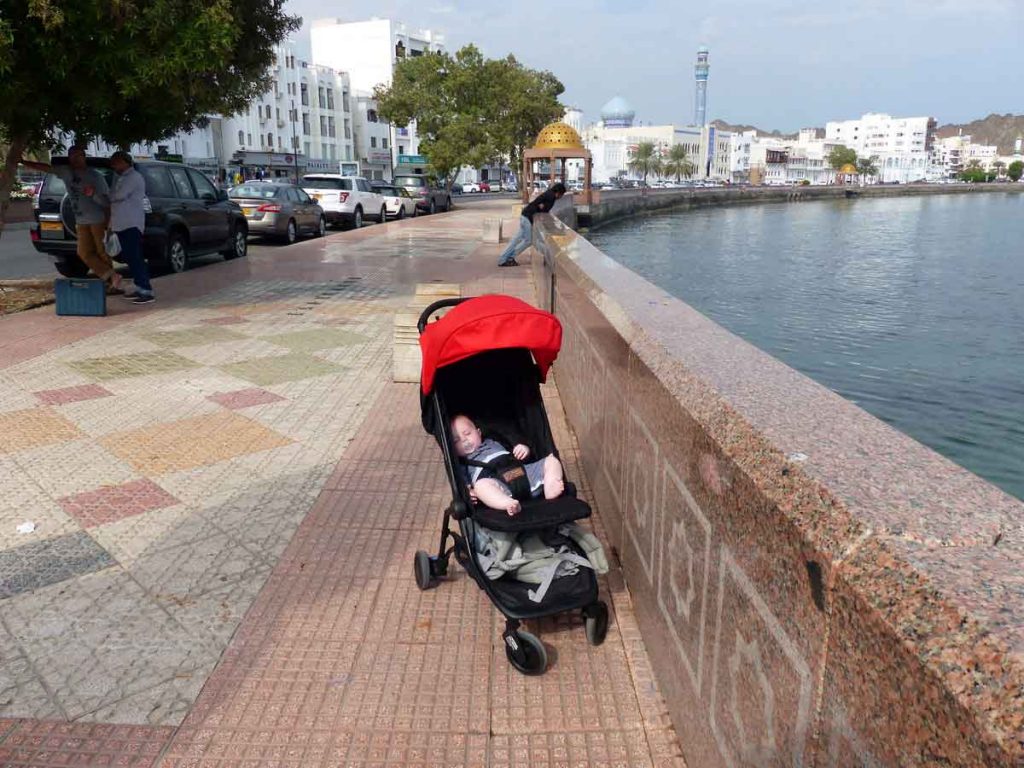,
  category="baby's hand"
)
[512,443,530,460]
[504,498,521,516]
